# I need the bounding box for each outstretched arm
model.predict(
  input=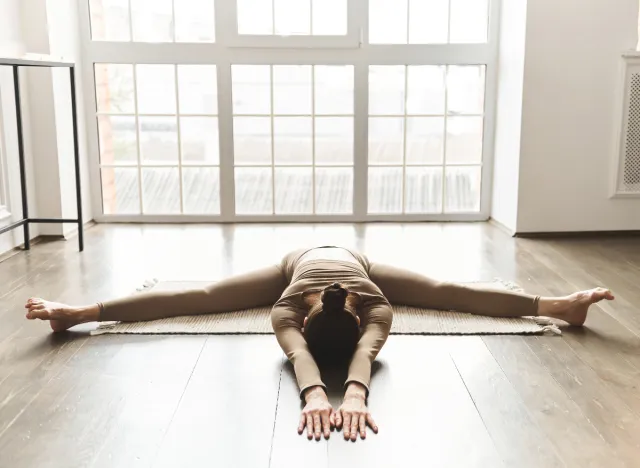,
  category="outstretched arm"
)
[336,302,392,441]
[271,304,334,440]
